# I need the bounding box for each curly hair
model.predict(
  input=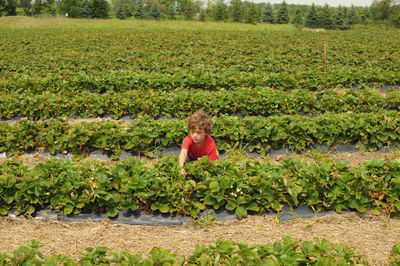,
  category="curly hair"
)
[188,110,213,134]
